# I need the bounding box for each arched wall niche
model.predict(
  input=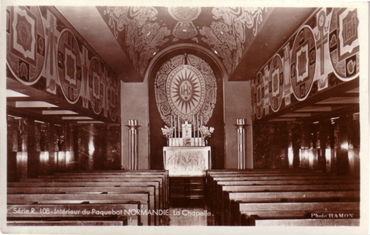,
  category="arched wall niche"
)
[146,44,226,169]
